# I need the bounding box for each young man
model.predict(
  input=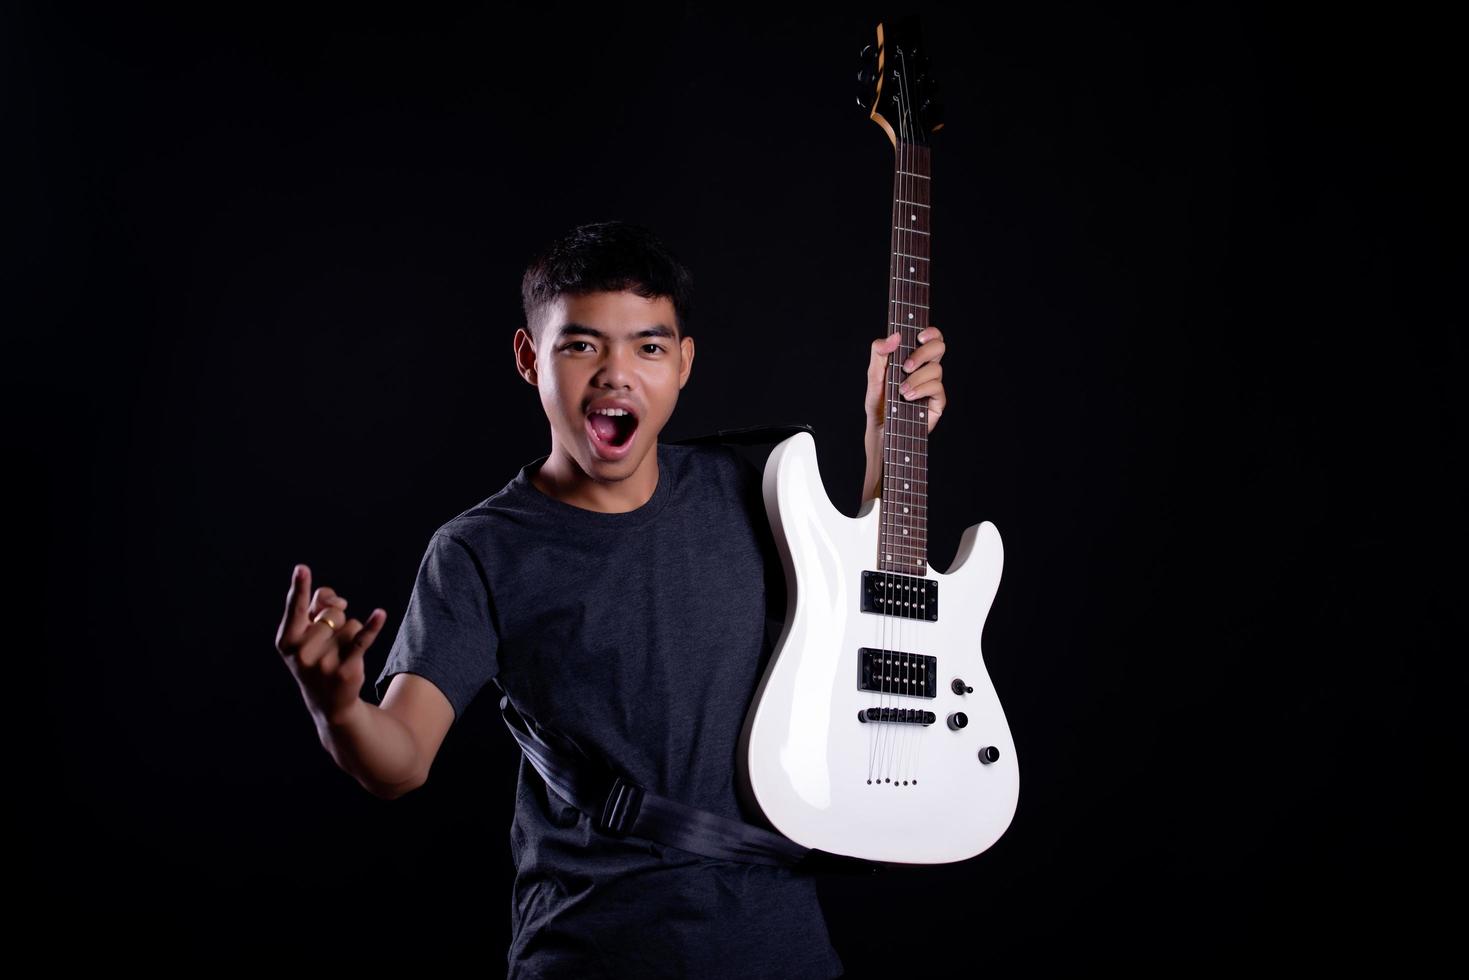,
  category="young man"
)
[276,220,947,977]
